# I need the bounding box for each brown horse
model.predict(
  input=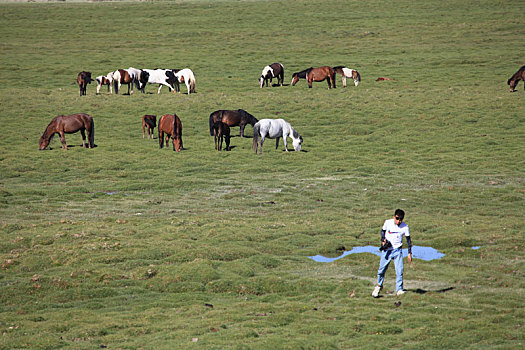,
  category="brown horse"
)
[39,113,94,150]
[291,67,313,86]
[142,115,157,139]
[212,121,231,151]
[77,71,93,96]
[158,114,183,152]
[208,109,258,138]
[306,66,336,89]
[507,65,525,92]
